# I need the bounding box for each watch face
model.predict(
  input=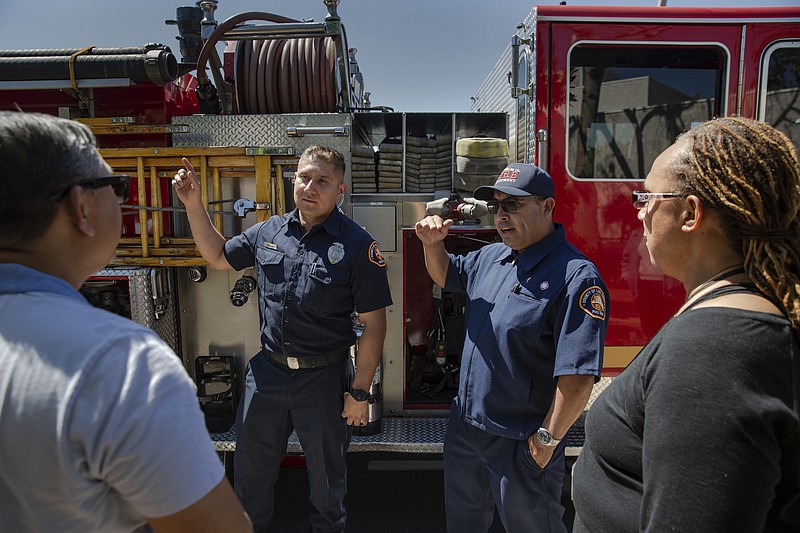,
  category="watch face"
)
[350,389,369,402]
[537,428,554,445]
